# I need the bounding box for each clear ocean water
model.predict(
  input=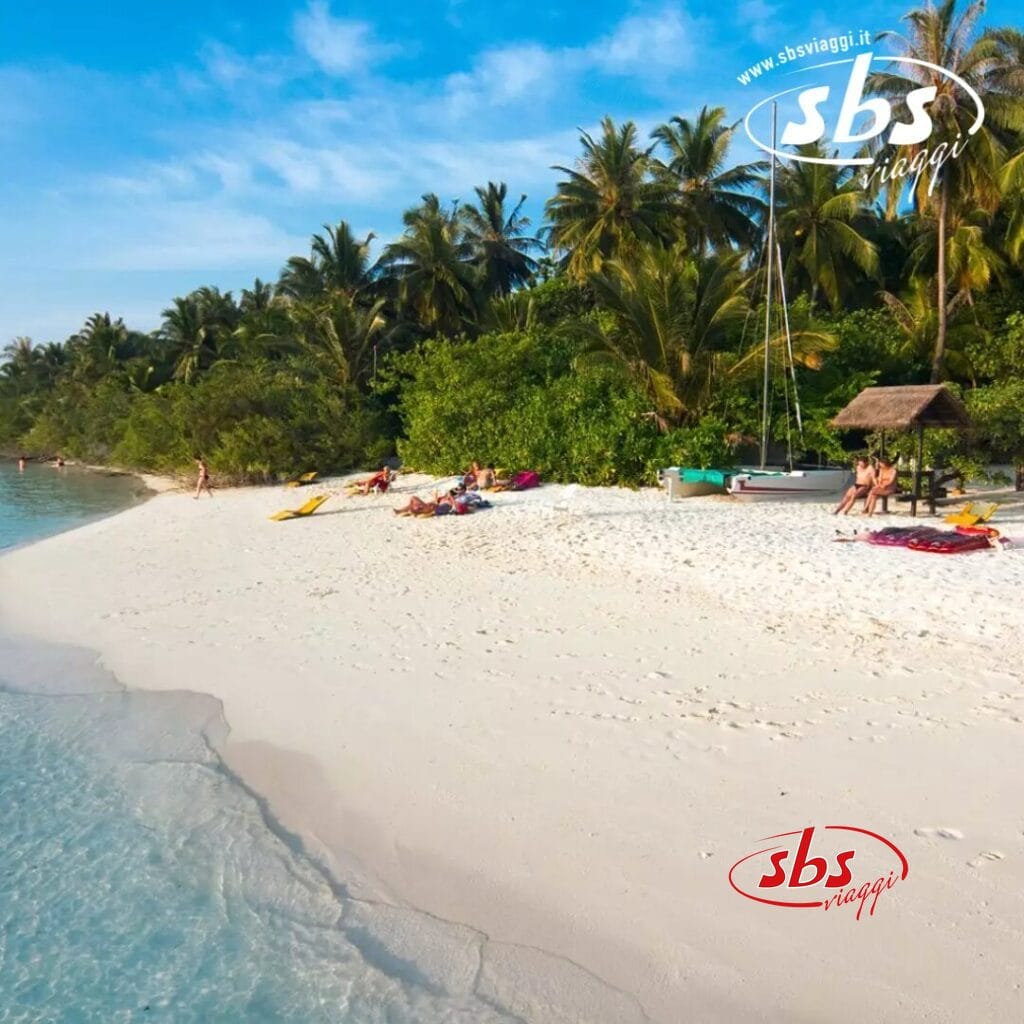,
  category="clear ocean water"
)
[0,462,147,552]
[0,463,522,1023]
